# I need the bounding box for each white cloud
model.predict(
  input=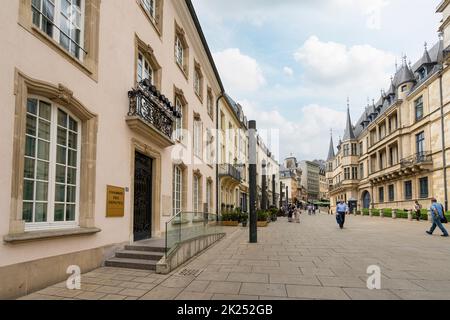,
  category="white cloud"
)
[213,48,266,95]
[294,36,396,103]
[332,0,390,30]
[283,67,294,77]
[239,100,346,161]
